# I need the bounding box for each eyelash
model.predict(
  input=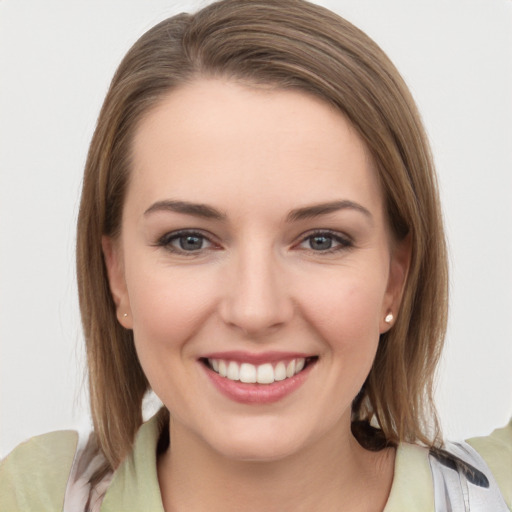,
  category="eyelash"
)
[296,230,354,254]
[155,230,218,255]
[155,229,353,256]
